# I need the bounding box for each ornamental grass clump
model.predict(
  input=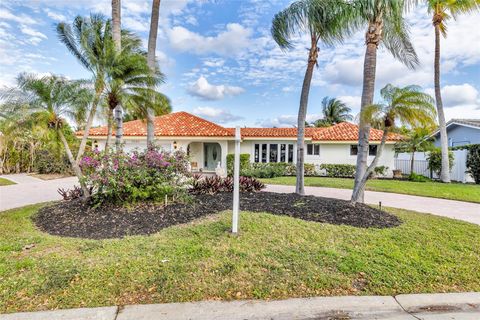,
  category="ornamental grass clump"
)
[79,147,191,205]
